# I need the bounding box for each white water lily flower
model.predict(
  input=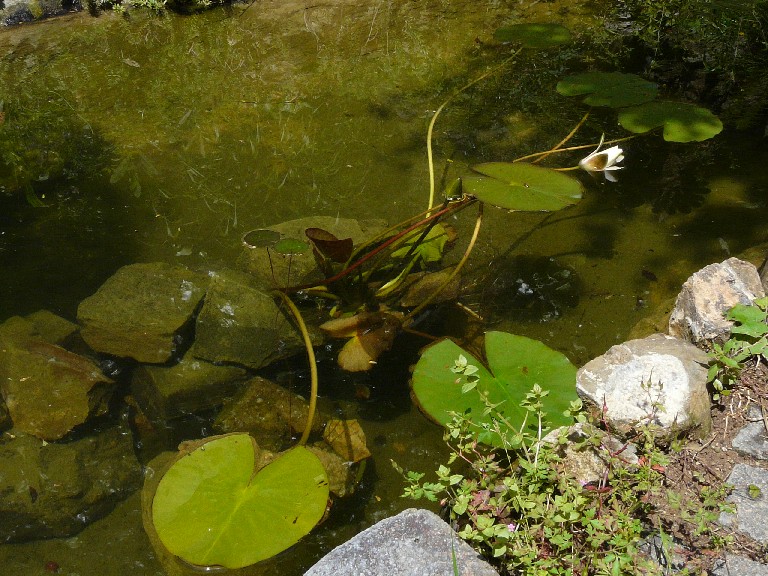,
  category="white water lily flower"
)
[578,135,624,182]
